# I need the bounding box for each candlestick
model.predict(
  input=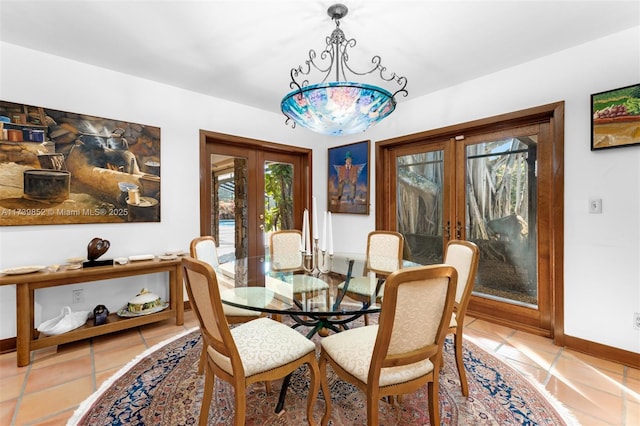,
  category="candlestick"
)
[302,237,333,275]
